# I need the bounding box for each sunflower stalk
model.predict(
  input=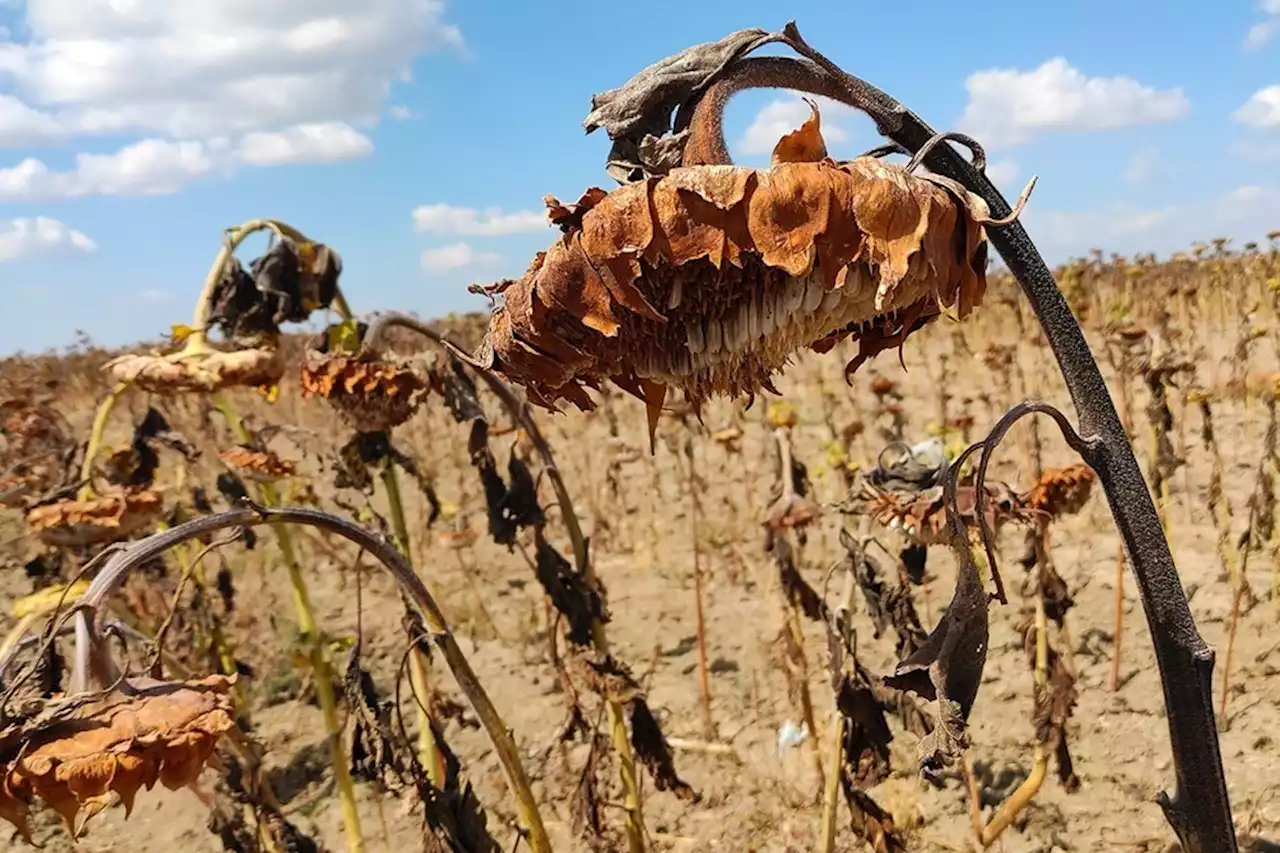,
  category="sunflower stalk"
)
[211,394,366,853]
[361,312,647,853]
[378,456,447,787]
